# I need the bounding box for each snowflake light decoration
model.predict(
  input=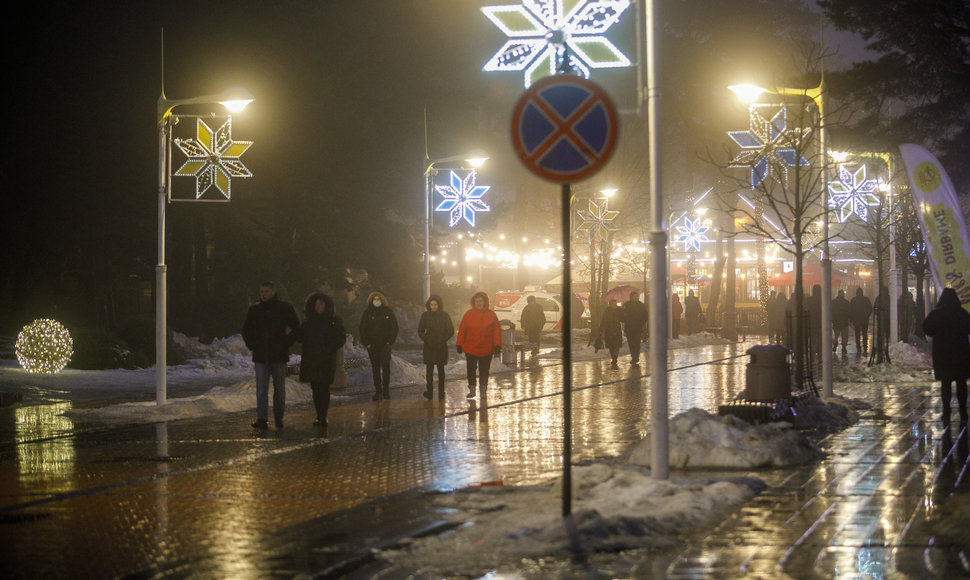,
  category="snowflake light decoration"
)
[675,217,710,252]
[827,163,880,223]
[482,0,631,88]
[575,199,619,242]
[434,170,491,227]
[174,117,252,200]
[728,105,810,187]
